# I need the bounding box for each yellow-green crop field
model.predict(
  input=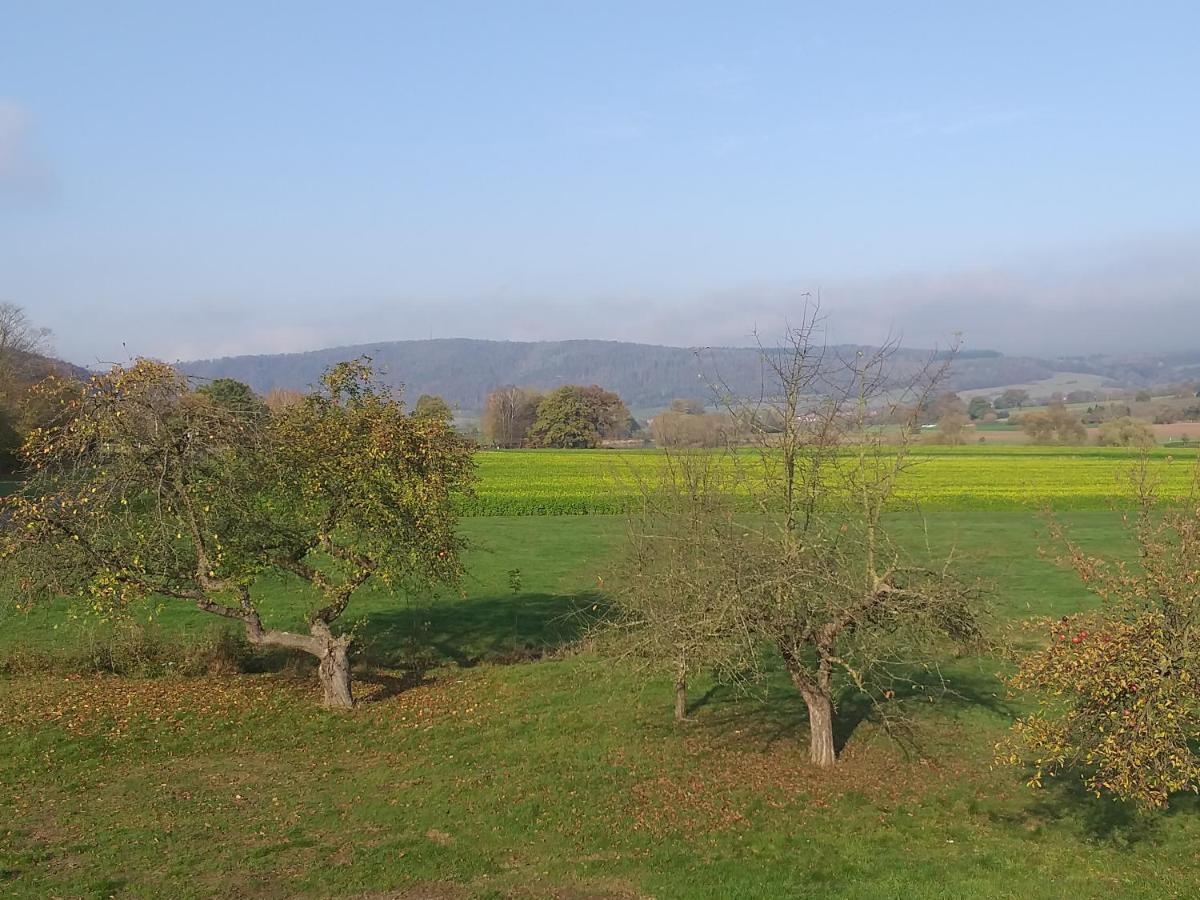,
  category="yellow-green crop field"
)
[463,445,1200,515]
